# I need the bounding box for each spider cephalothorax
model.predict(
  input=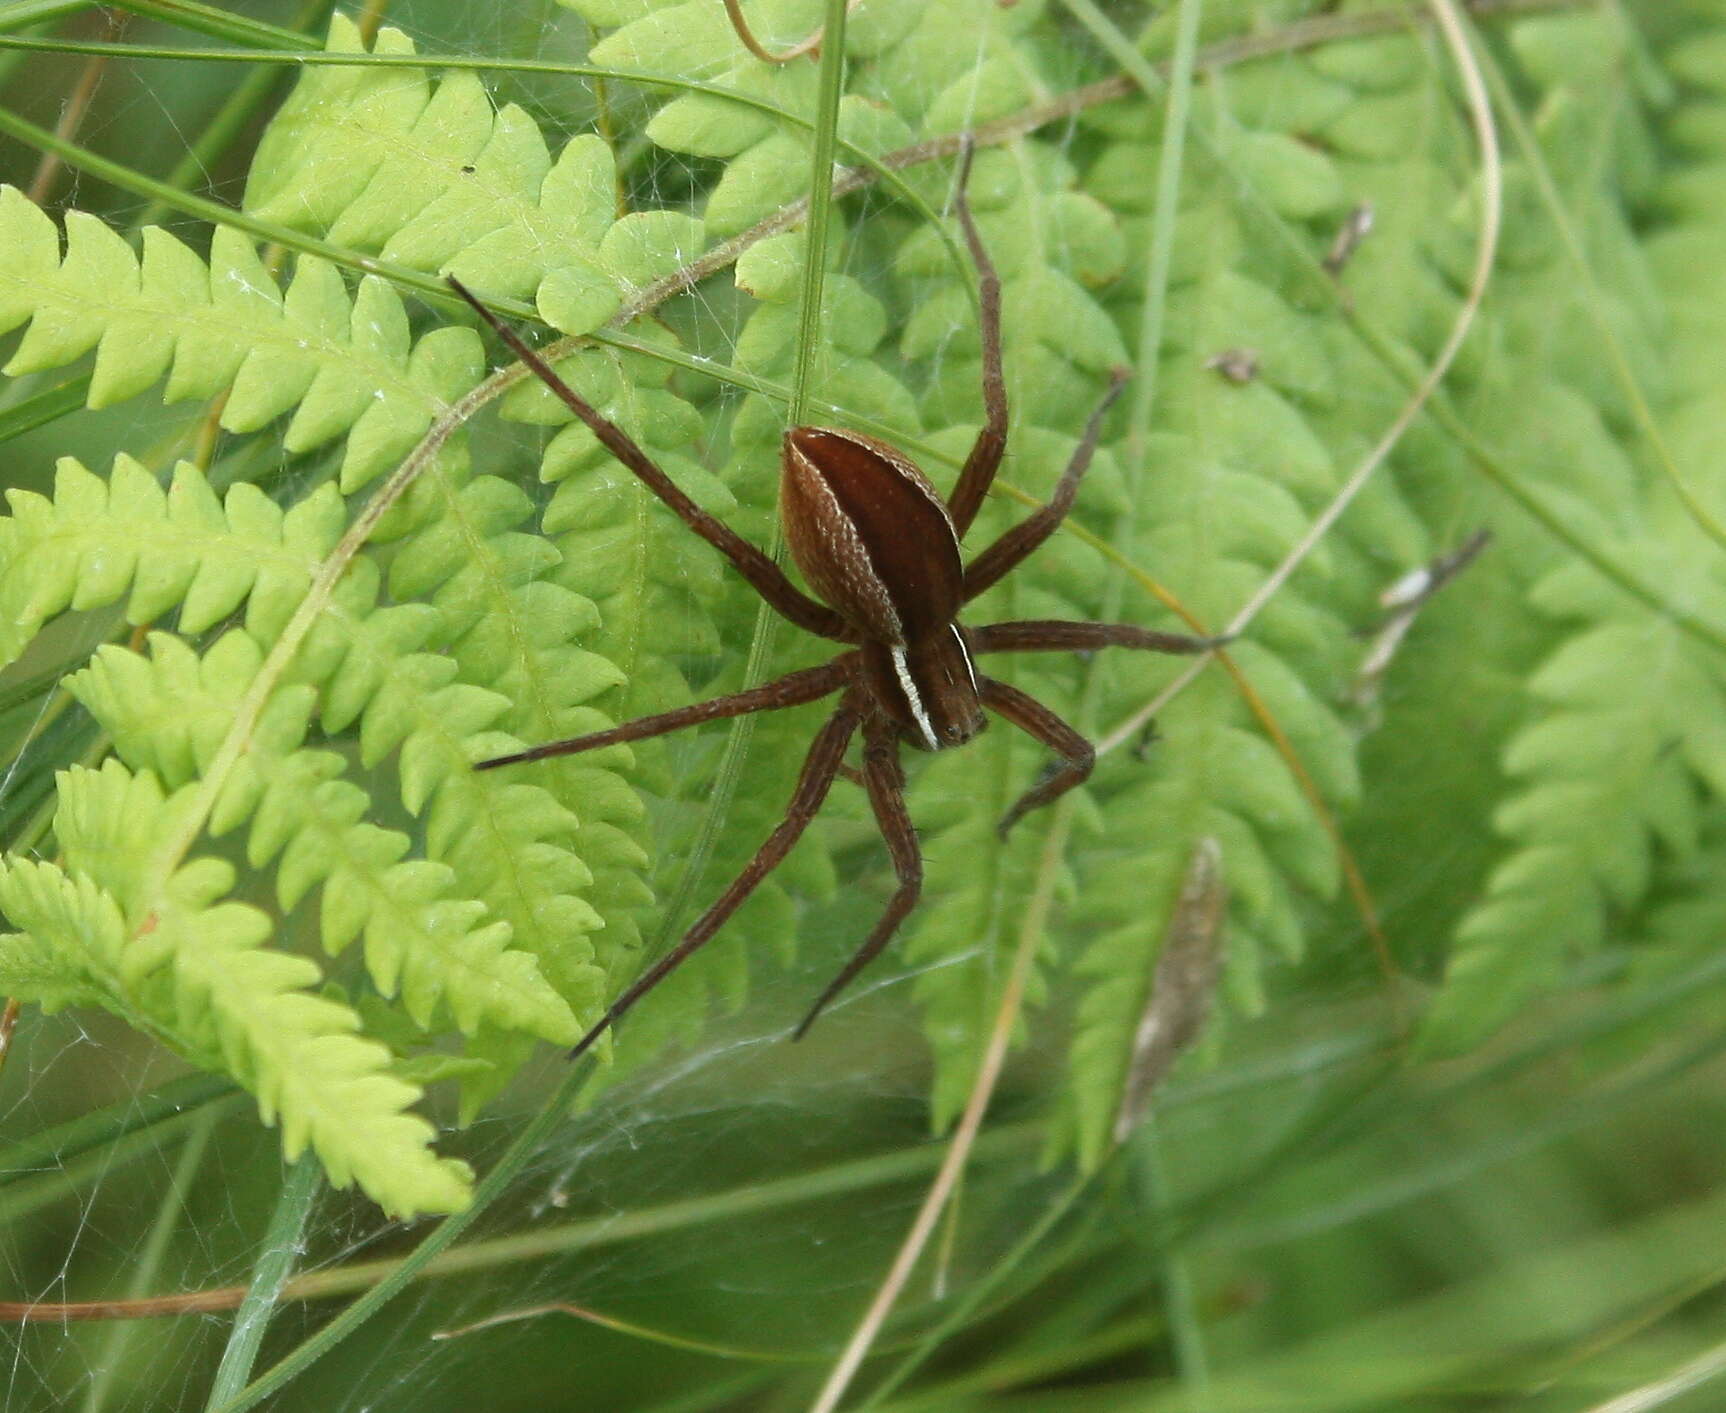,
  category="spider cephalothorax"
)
[450,144,1221,1062]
